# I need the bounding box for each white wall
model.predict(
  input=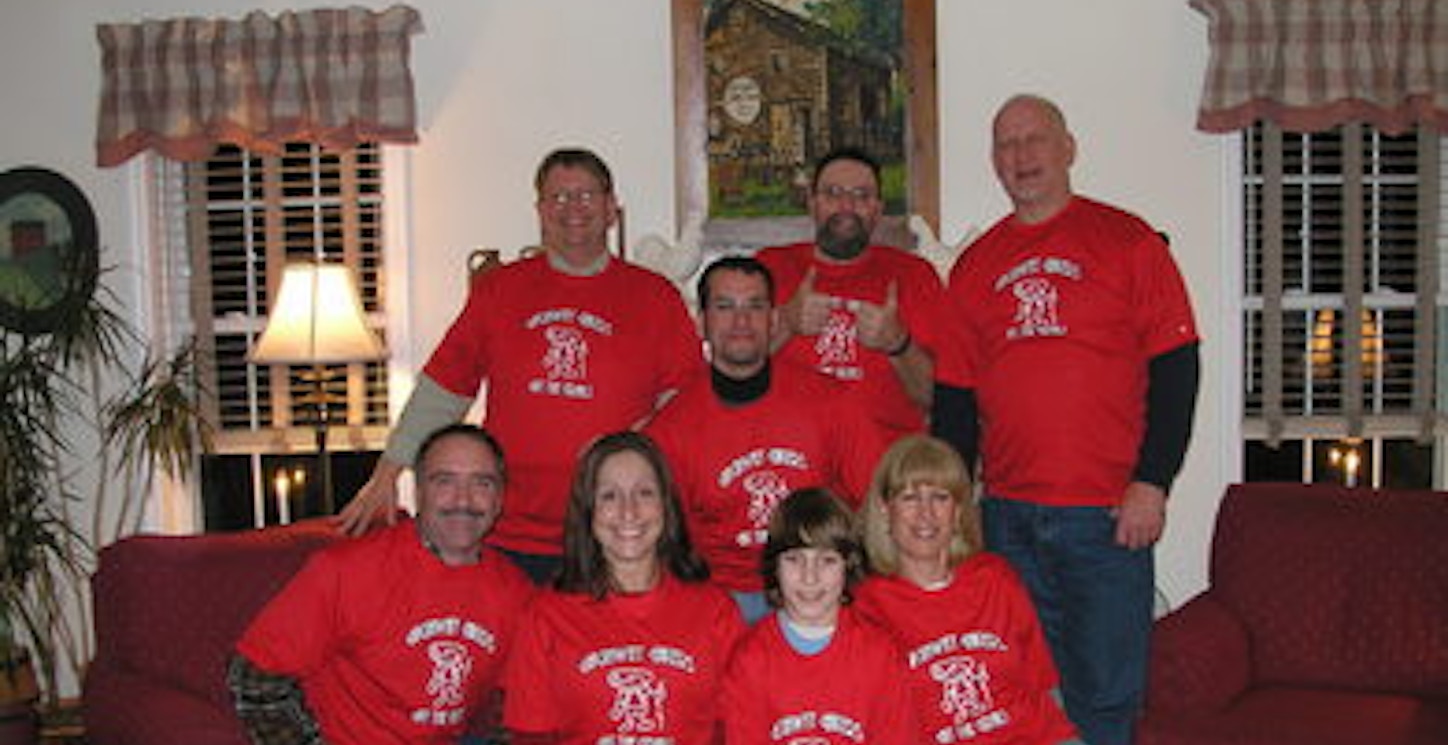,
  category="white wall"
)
[0,0,1235,619]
